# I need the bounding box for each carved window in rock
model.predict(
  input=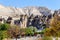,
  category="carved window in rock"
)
[48,14,52,19]
[6,20,11,24]
[20,17,23,22]
[20,15,24,22]
[14,20,20,25]
[0,18,2,21]
[27,16,33,26]
[28,18,32,25]
[6,17,12,24]
[32,18,40,26]
[7,17,12,20]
